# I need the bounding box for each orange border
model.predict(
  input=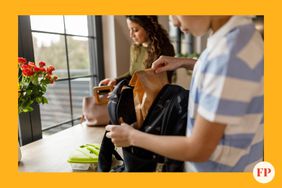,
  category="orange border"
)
[1,0,281,187]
